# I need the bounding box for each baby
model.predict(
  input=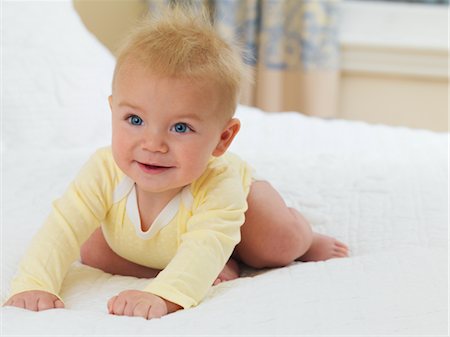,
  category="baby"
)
[4,6,348,319]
